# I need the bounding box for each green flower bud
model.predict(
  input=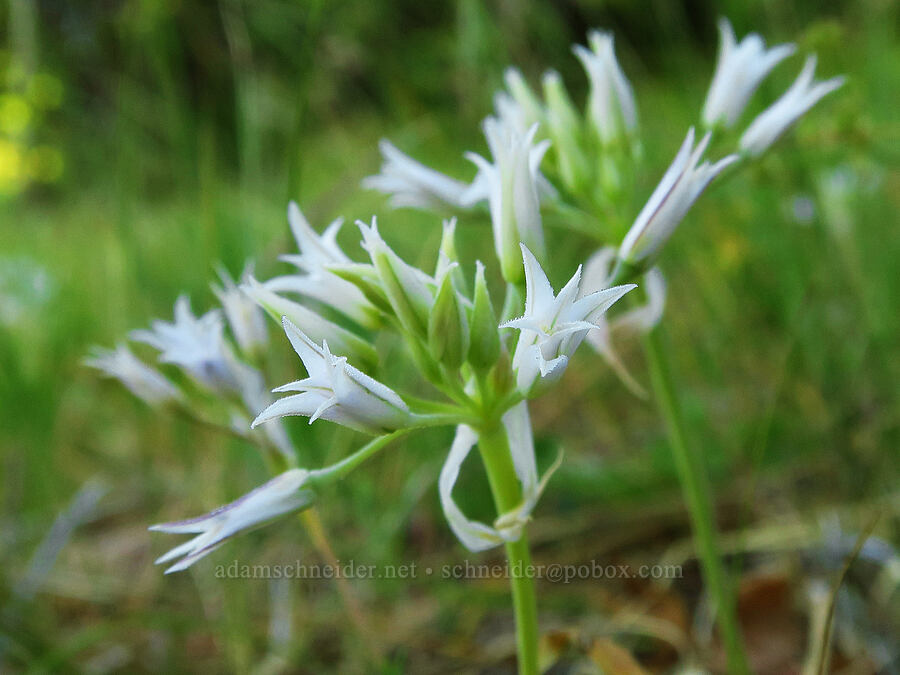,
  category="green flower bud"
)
[326,262,393,316]
[542,70,588,194]
[428,271,469,369]
[467,261,501,372]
